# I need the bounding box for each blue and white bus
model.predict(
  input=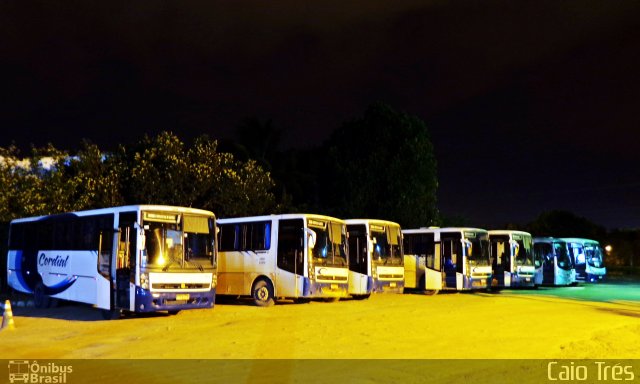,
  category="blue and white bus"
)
[532,237,574,286]
[562,238,607,283]
[488,230,536,288]
[345,219,404,299]
[216,214,350,306]
[402,227,492,293]
[6,205,217,319]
